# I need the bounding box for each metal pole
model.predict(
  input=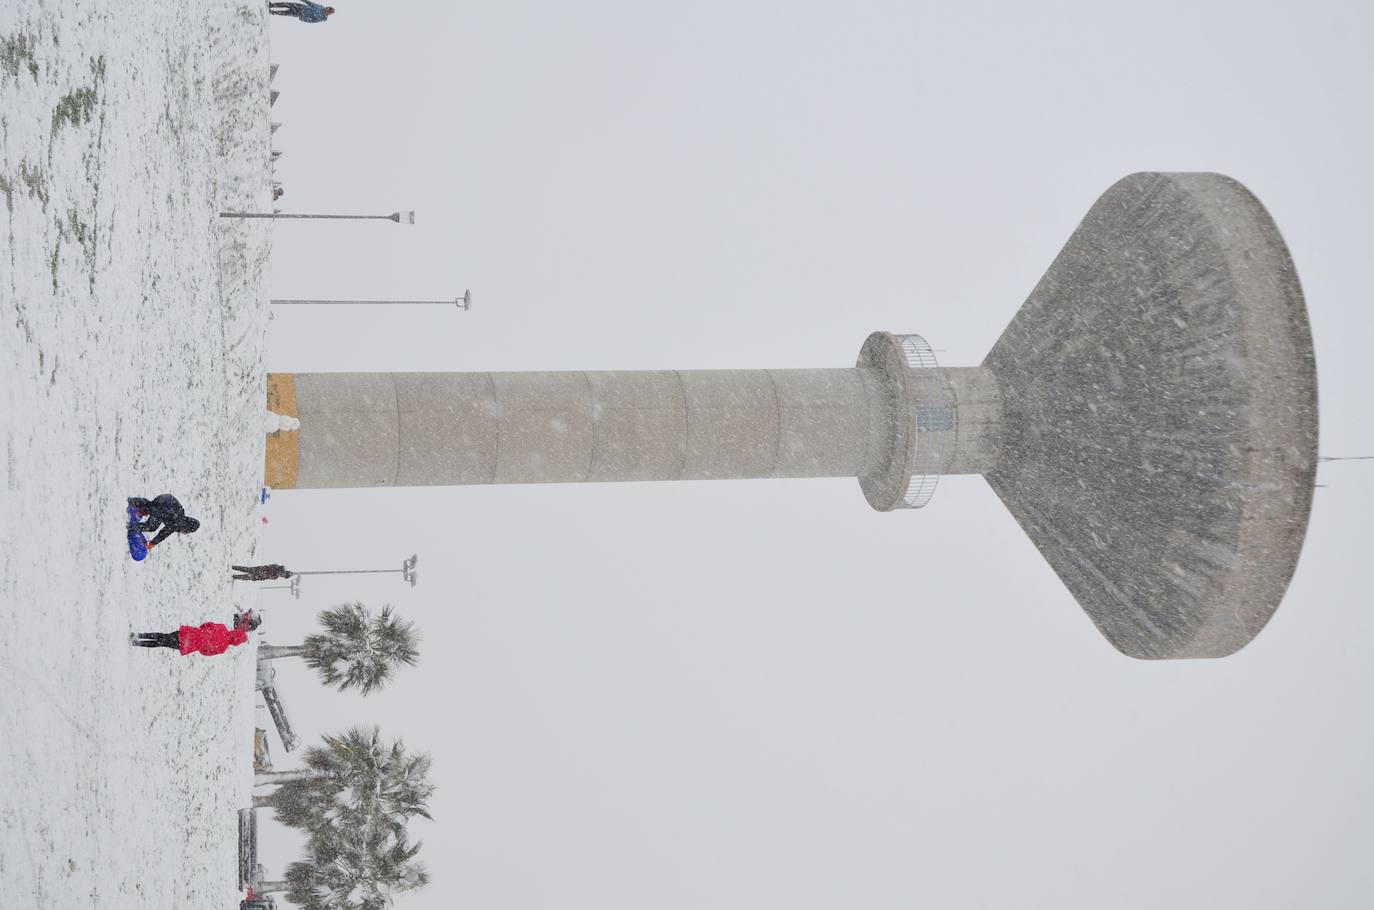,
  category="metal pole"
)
[271,289,471,310]
[219,211,416,223]
[258,577,302,598]
[293,554,417,587]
